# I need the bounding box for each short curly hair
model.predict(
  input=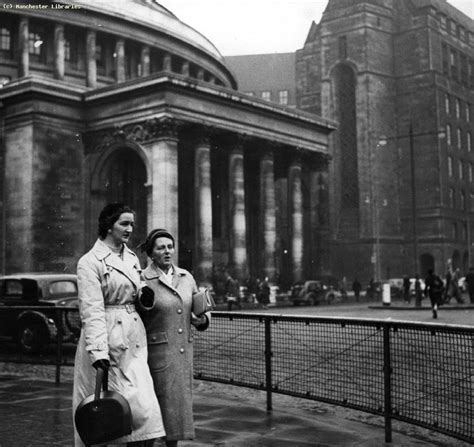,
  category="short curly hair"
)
[98,203,135,239]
